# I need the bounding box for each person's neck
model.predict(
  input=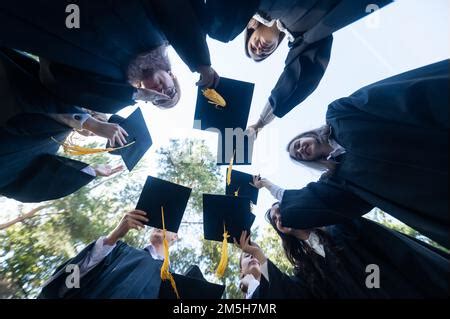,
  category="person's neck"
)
[150,242,165,258]
[293,229,311,241]
[318,143,333,159]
